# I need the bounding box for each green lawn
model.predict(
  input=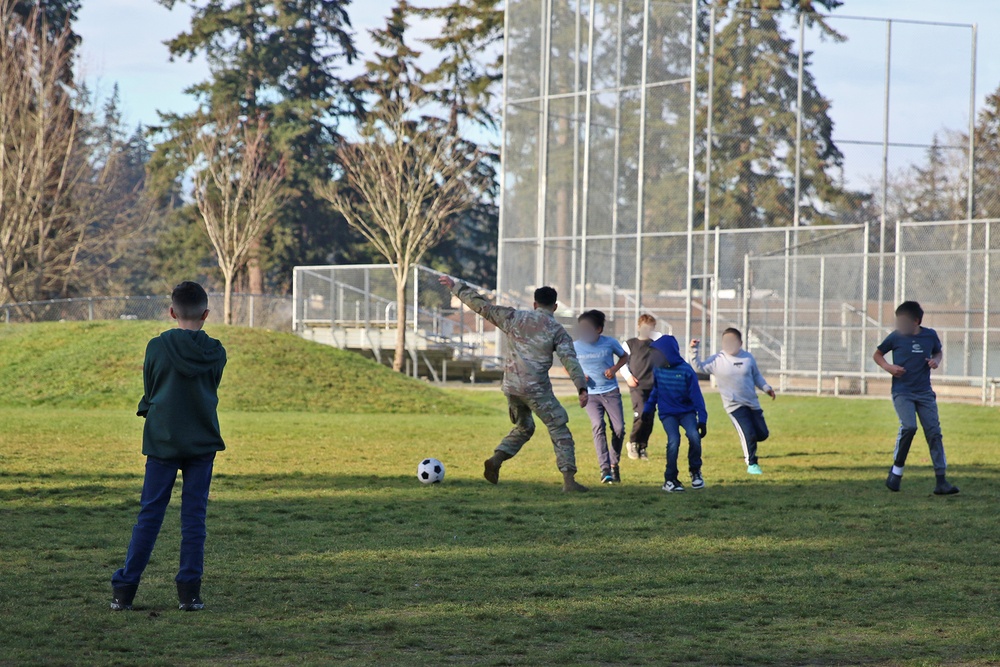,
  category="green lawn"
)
[1,391,999,666]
